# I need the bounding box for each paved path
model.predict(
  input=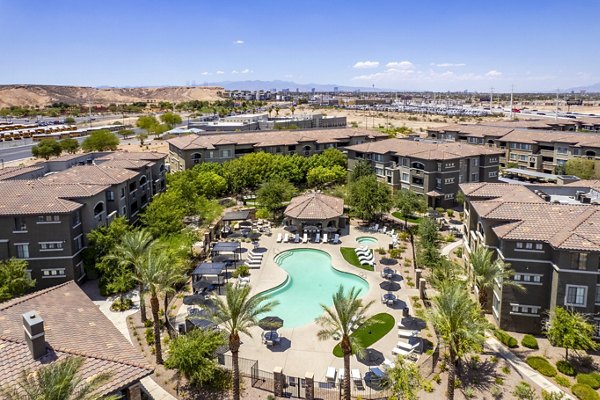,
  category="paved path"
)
[81,281,178,400]
[487,338,572,399]
[441,239,463,256]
